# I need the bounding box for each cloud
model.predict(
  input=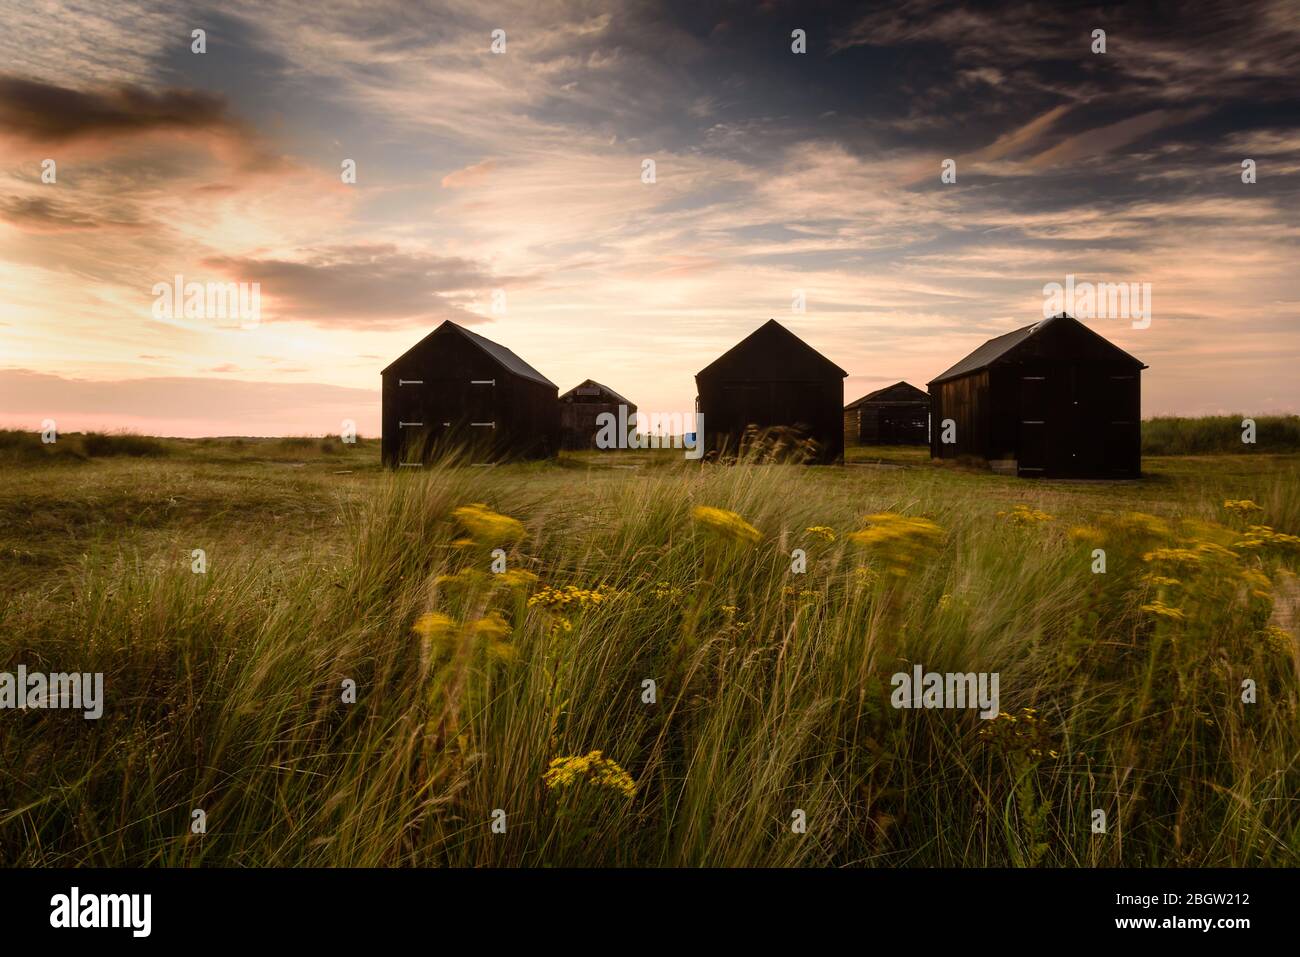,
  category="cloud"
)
[0,196,135,232]
[441,159,498,188]
[0,75,236,144]
[201,245,505,327]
